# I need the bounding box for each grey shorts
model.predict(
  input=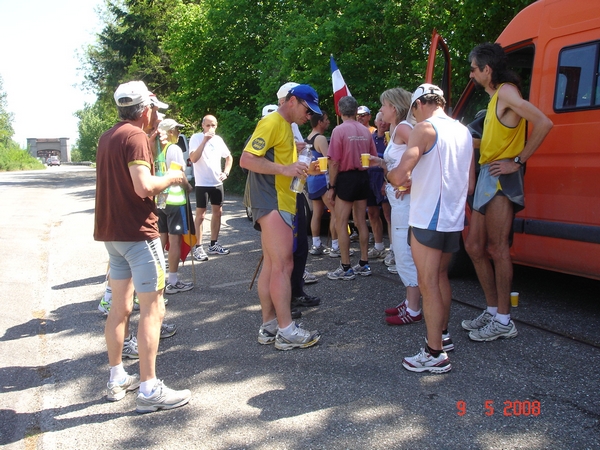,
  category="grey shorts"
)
[409,227,461,253]
[104,238,166,293]
[252,208,294,232]
[474,163,525,214]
